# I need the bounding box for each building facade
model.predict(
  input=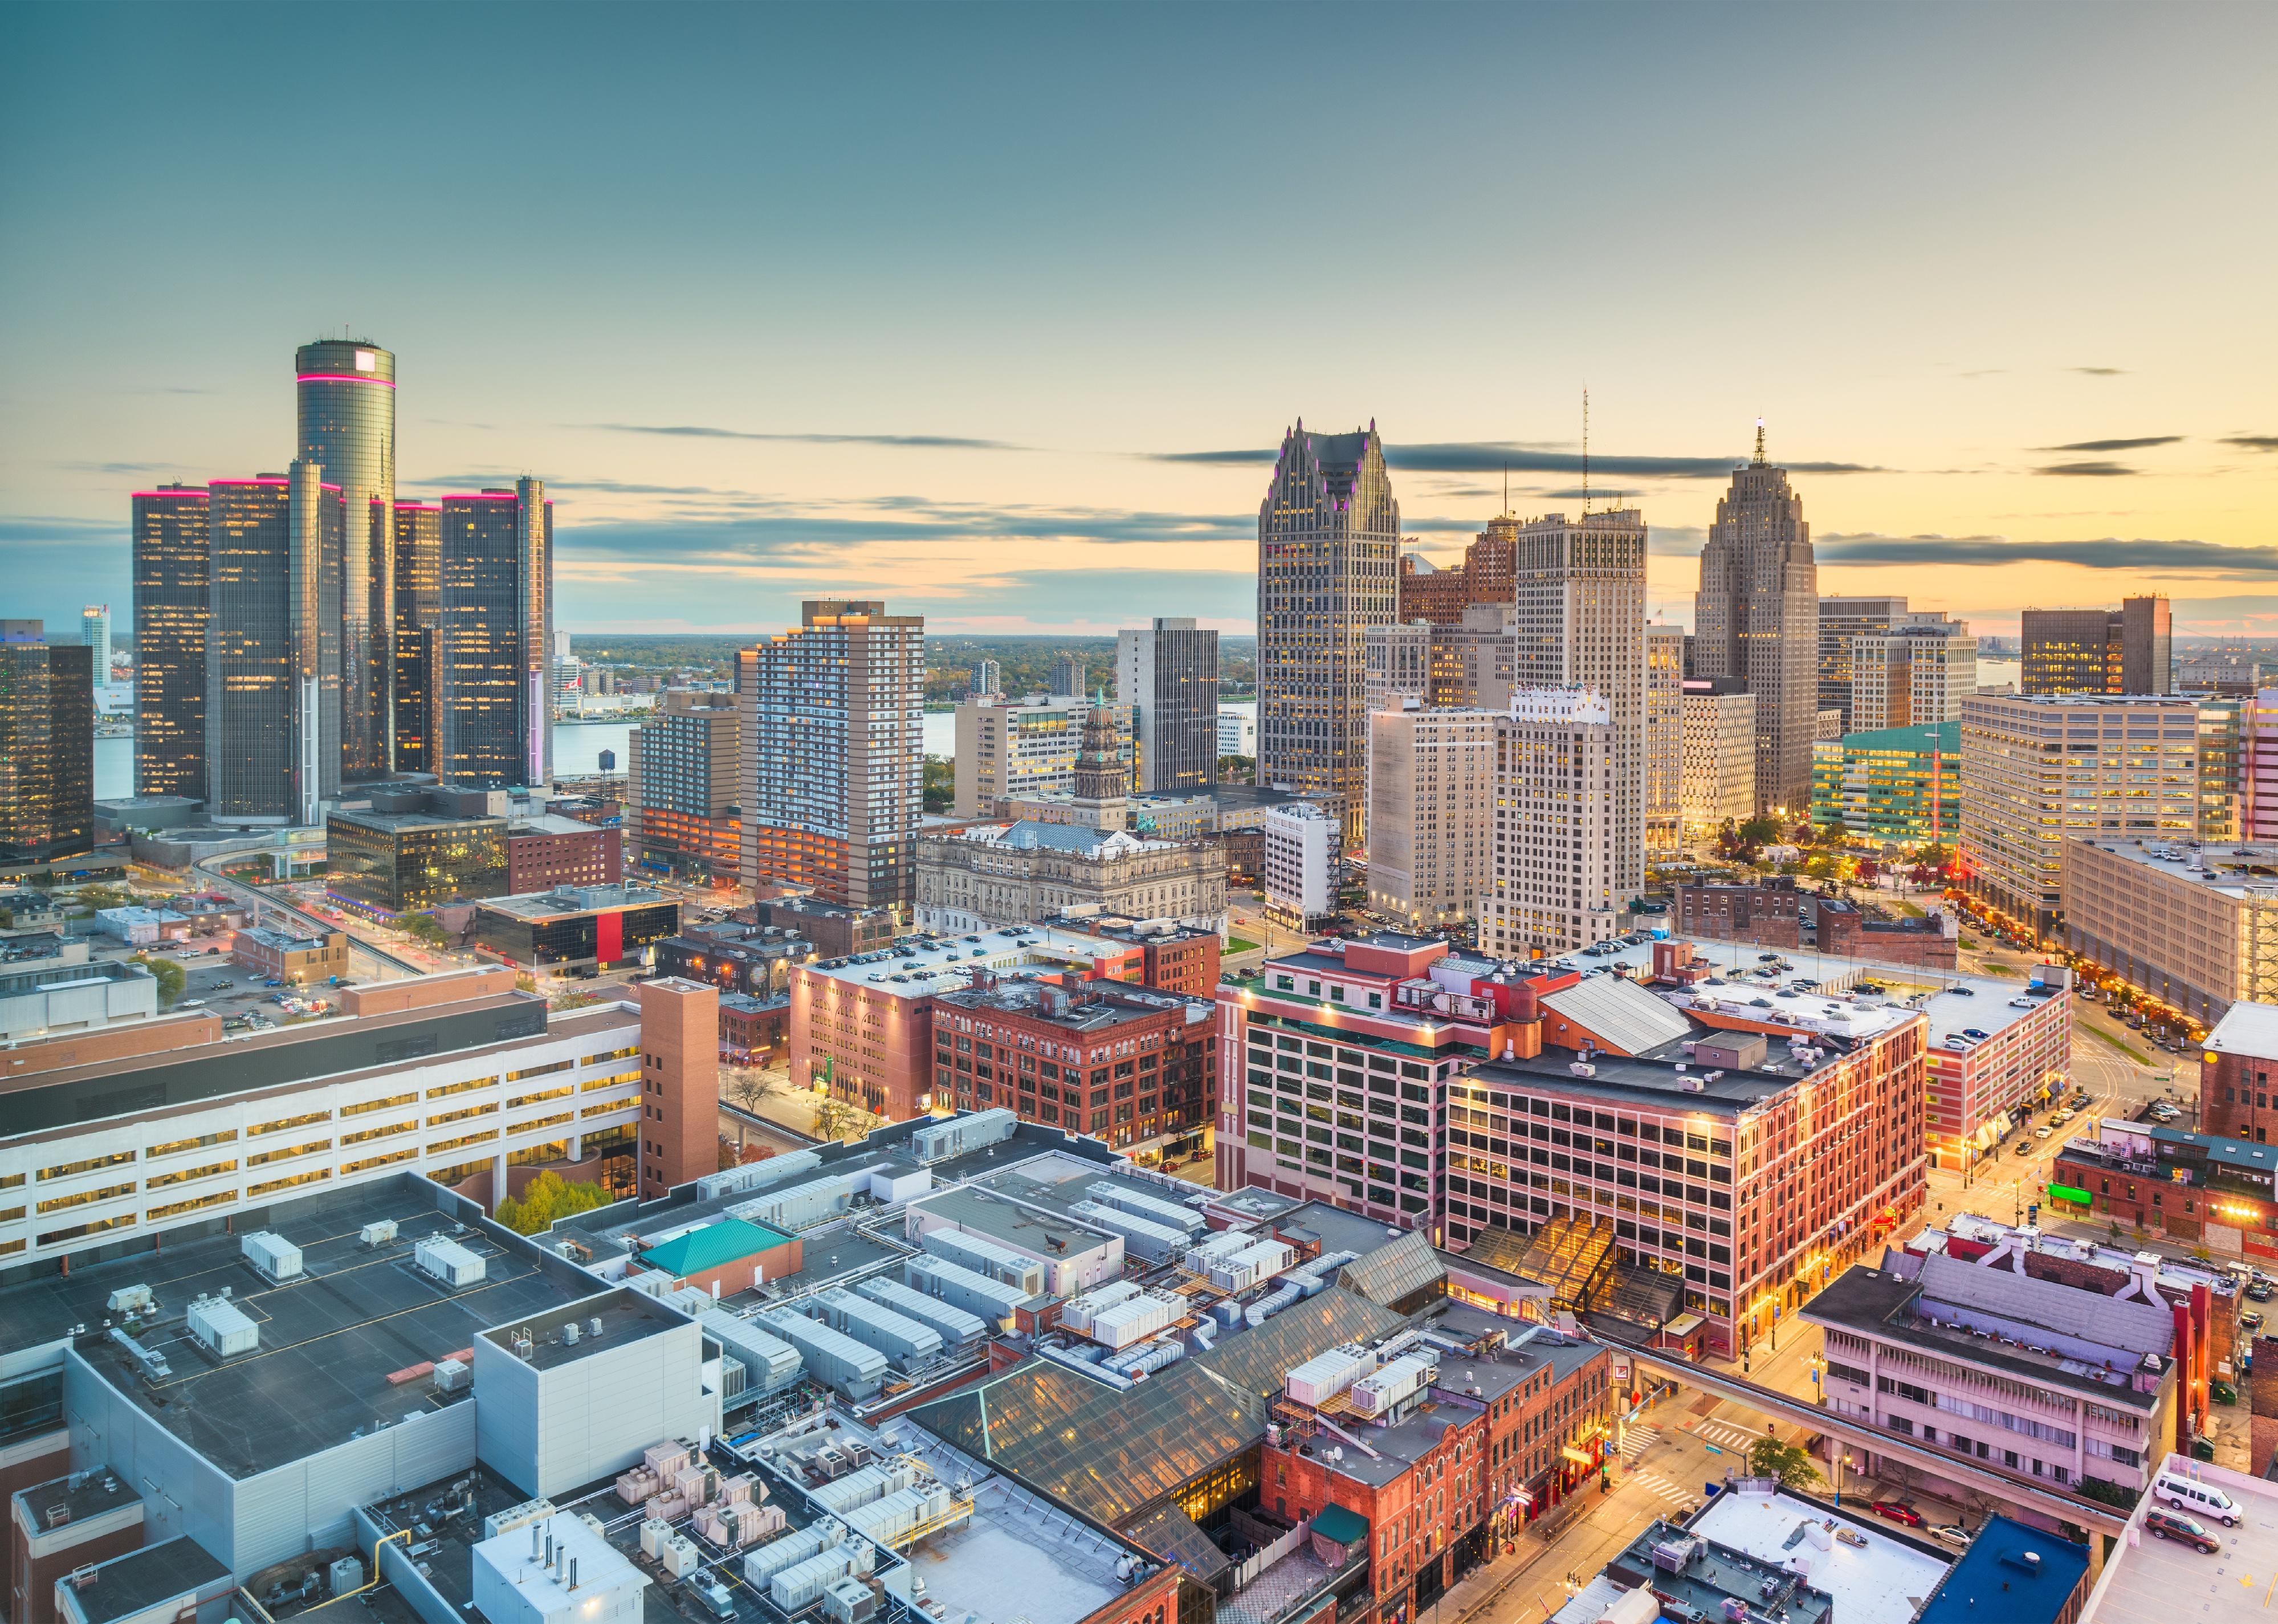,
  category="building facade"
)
[1645,624,1684,859]
[205,467,343,823]
[390,500,443,774]
[1818,595,1909,731]
[506,815,621,893]
[1116,617,1219,792]
[1850,614,1978,732]
[1366,705,1495,929]
[739,600,924,910]
[1680,679,1756,833]
[471,883,679,973]
[132,486,213,800]
[1693,438,1817,814]
[1961,693,2233,937]
[2243,688,2278,842]
[1810,720,1960,846]
[438,480,552,790]
[325,806,510,912]
[915,820,1227,934]
[2200,1001,2278,1148]
[296,340,397,778]
[0,624,95,864]
[2060,840,2278,1030]
[1505,511,1647,905]
[2022,597,2172,697]
[1481,689,1620,957]
[1263,802,1341,925]
[1257,423,1400,847]
[628,689,742,880]
[951,693,1130,818]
